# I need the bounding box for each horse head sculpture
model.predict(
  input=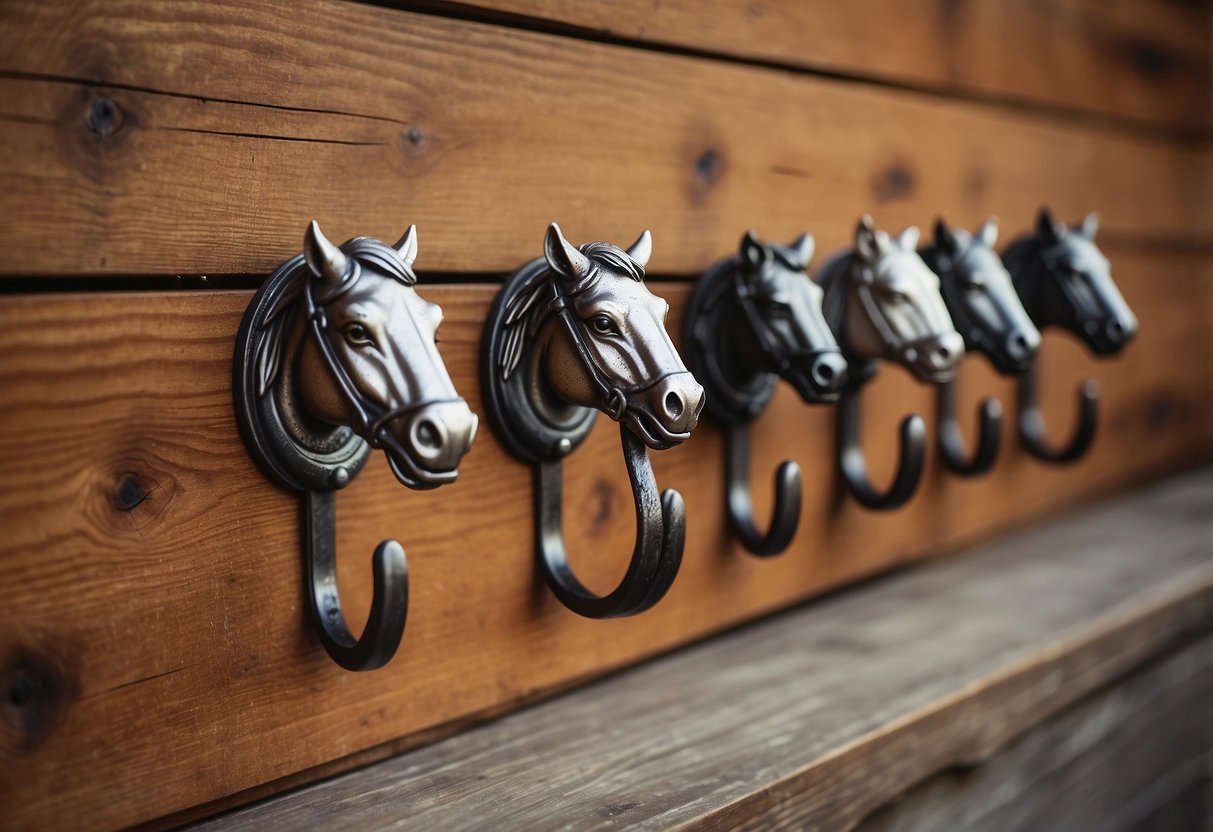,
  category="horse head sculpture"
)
[483,223,703,618]
[1002,208,1138,463]
[921,217,1041,475]
[685,229,847,556]
[818,216,964,509]
[235,221,477,671]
